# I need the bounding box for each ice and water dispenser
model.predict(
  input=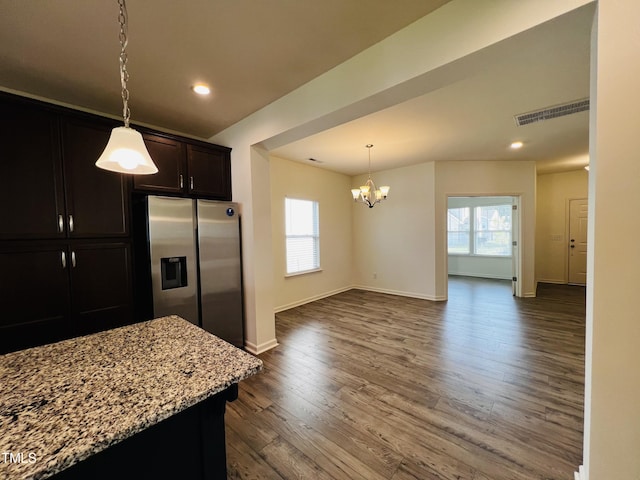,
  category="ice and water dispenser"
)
[160,256,188,290]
